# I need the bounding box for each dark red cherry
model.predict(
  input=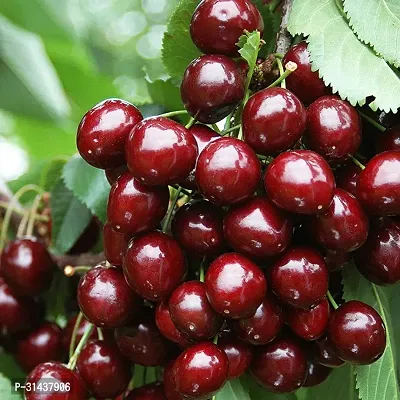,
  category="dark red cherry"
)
[169,281,224,341]
[325,250,351,272]
[306,96,361,164]
[25,362,87,400]
[126,382,167,400]
[286,298,330,341]
[62,314,98,353]
[163,362,183,400]
[103,221,131,267]
[328,300,386,364]
[270,247,329,309]
[309,189,369,252]
[155,302,193,348]
[375,125,400,153]
[115,311,171,366]
[171,200,225,258]
[1,236,54,296]
[68,217,100,255]
[250,337,308,393]
[283,41,329,104]
[16,322,63,373]
[105,164,128,185]
[264,150,335,214]
[77,98,143,169]
[303,361,332,387]
[123,232,186,302]
[355,217,400,285]
[107,171,169,236]
[78,266,140,328]
[224,196,293,260]
[190,0,264,57]
[77,340,131,398]
[357,151,400,216]
[181,55,245,124]
[242,87,306,155]
[335,163,362,198]
[173,342,229,399]
[196,137,261,206]
[205,253,267,319]
[231,294,284,345]
[126,117,198,186]
[218,333,252,379]
[309,336,345,368]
